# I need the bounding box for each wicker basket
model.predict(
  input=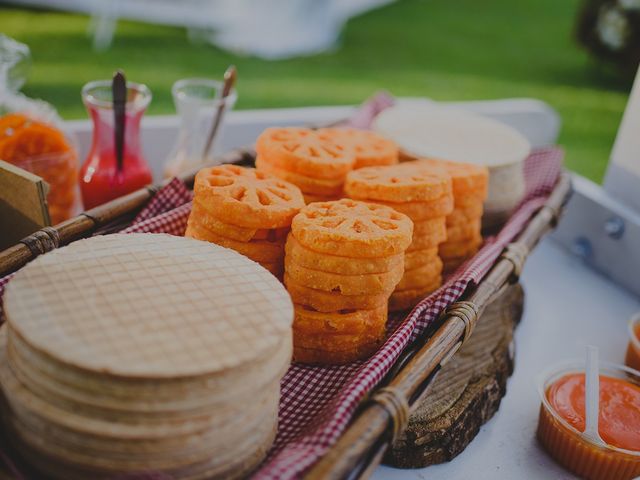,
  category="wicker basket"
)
[0,145,572,479]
